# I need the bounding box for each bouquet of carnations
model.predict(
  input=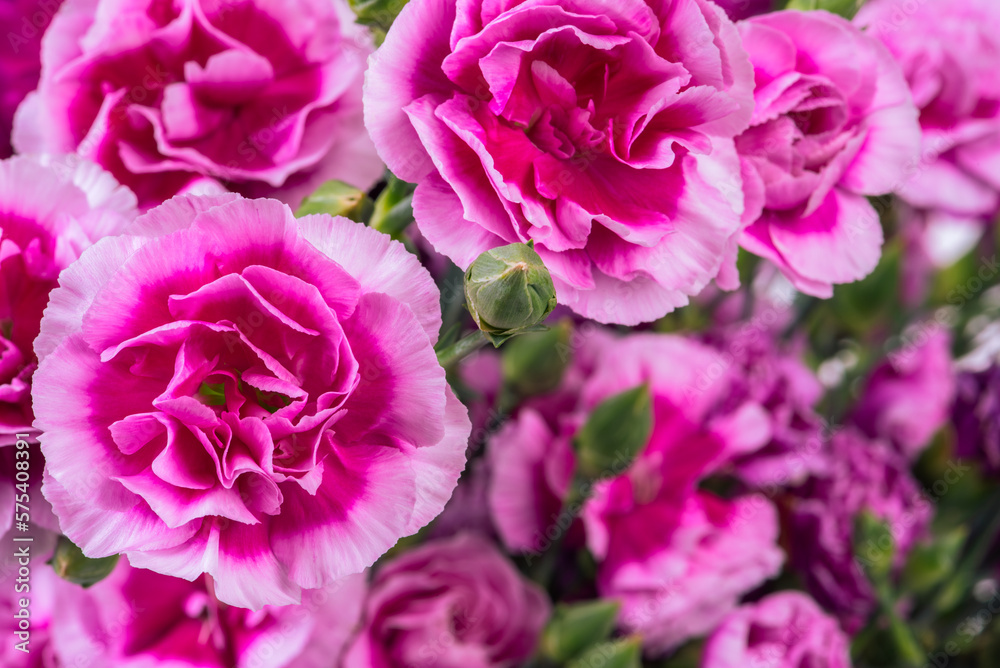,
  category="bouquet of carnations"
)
[2,0,1000,666]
